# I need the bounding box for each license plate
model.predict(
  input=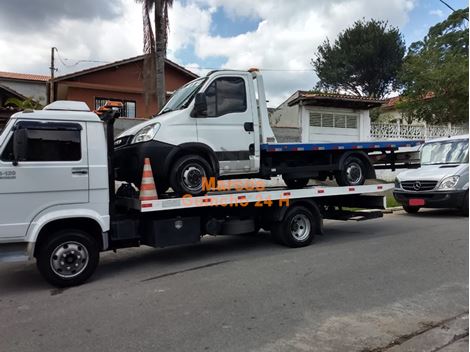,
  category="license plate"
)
[409,198,425,206]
